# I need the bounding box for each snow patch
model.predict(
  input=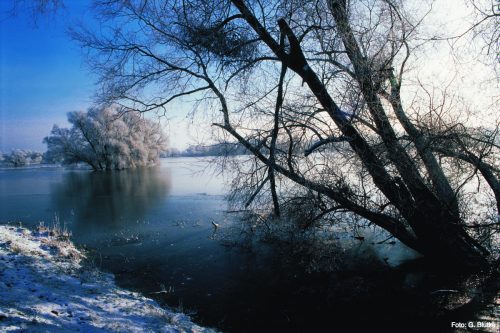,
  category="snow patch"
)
[0,225,217,332]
